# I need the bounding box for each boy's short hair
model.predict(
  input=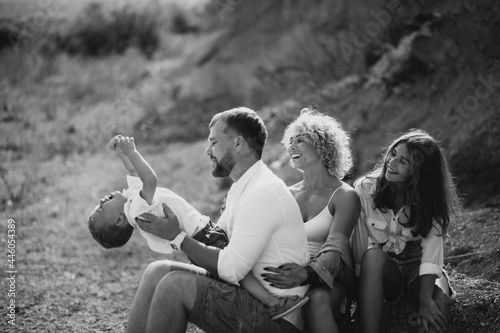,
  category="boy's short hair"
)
[88,216,134,249]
